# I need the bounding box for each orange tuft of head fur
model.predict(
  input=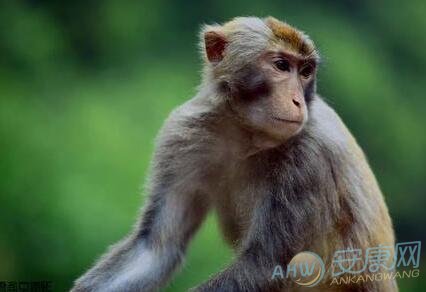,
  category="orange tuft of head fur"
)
[265,17,315,56]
